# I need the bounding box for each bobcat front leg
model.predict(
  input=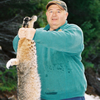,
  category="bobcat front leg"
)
[6,58,19,69]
